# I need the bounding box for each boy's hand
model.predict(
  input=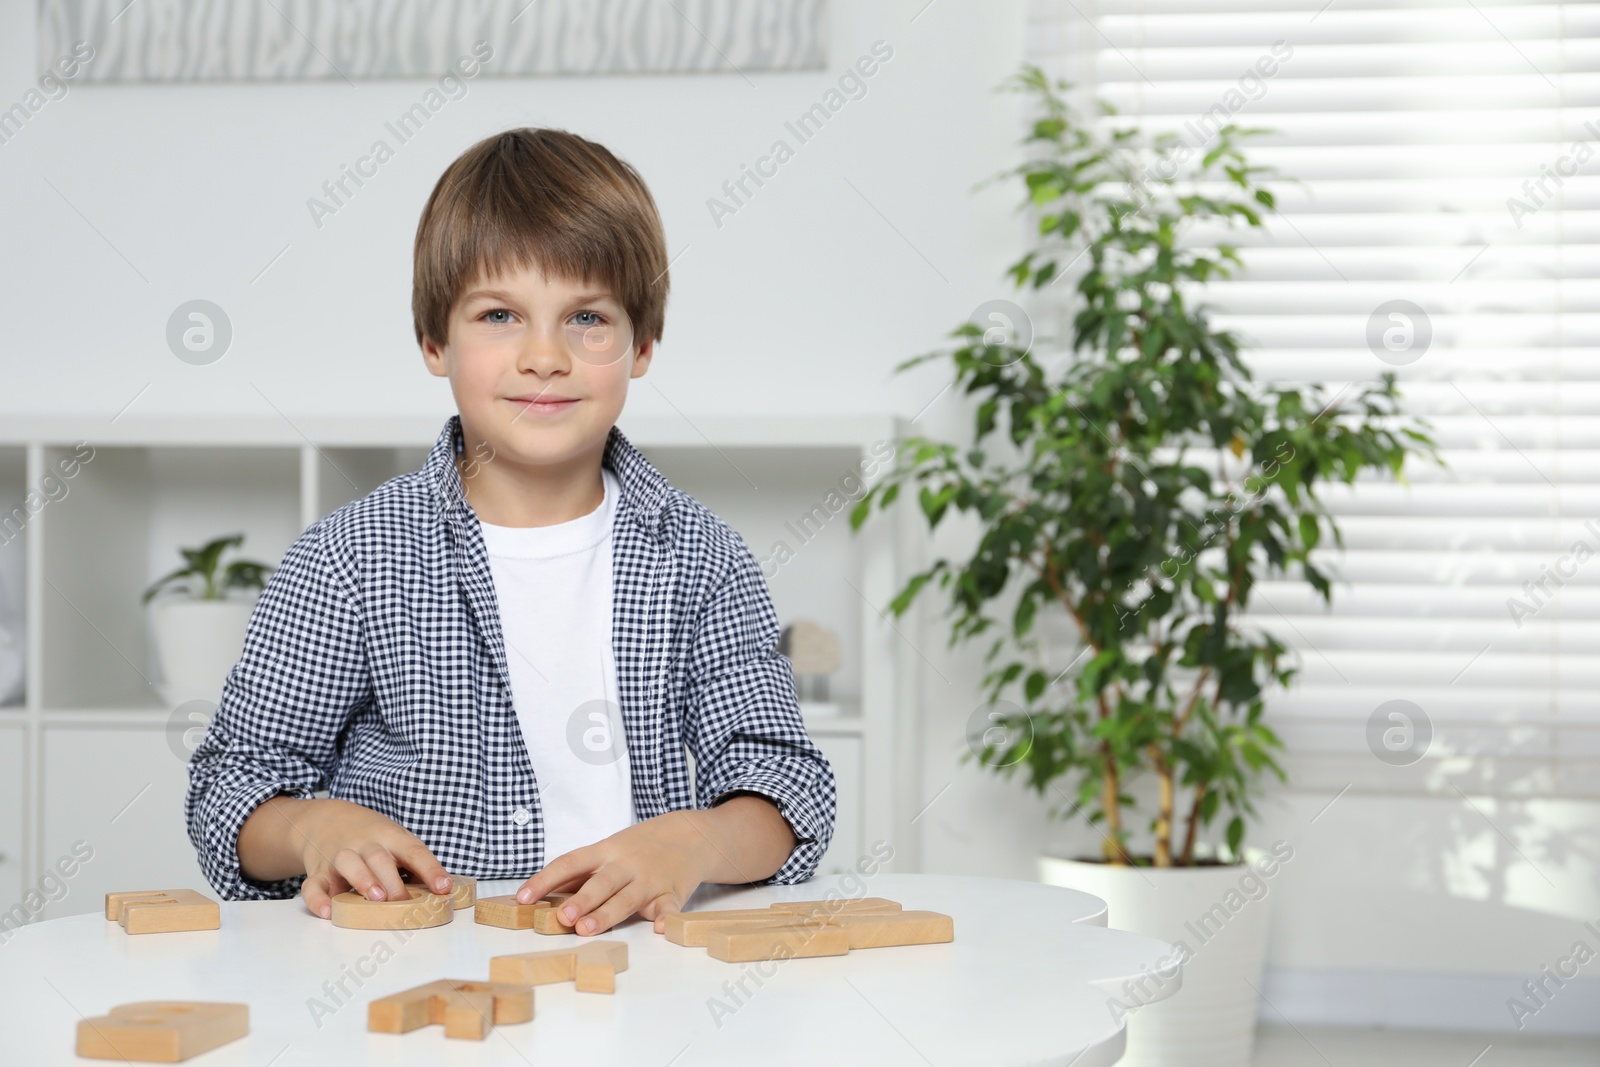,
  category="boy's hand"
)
[283,798,454,920]
[513,811,711,935]
[513,796,797,936]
